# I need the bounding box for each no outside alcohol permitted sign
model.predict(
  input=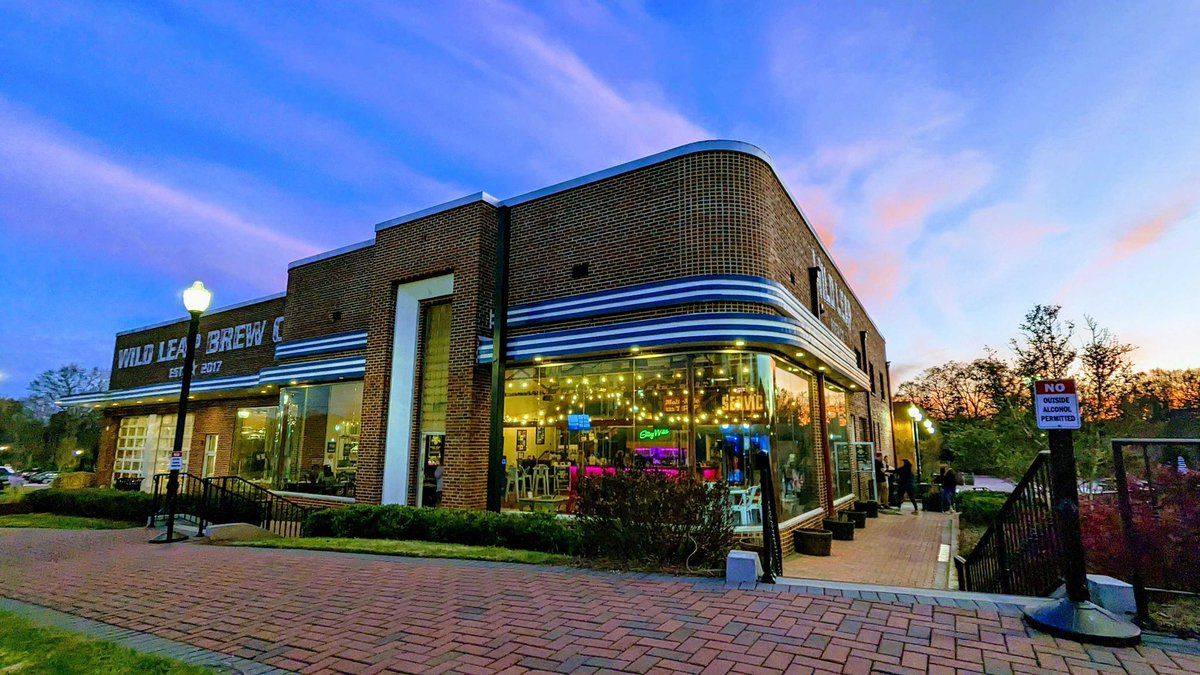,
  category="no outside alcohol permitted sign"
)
[1034,379,1081,430]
